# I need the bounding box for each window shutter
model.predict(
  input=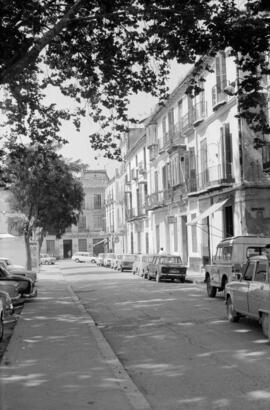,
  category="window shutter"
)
[216,55,221,92]
[221,123,232,178]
